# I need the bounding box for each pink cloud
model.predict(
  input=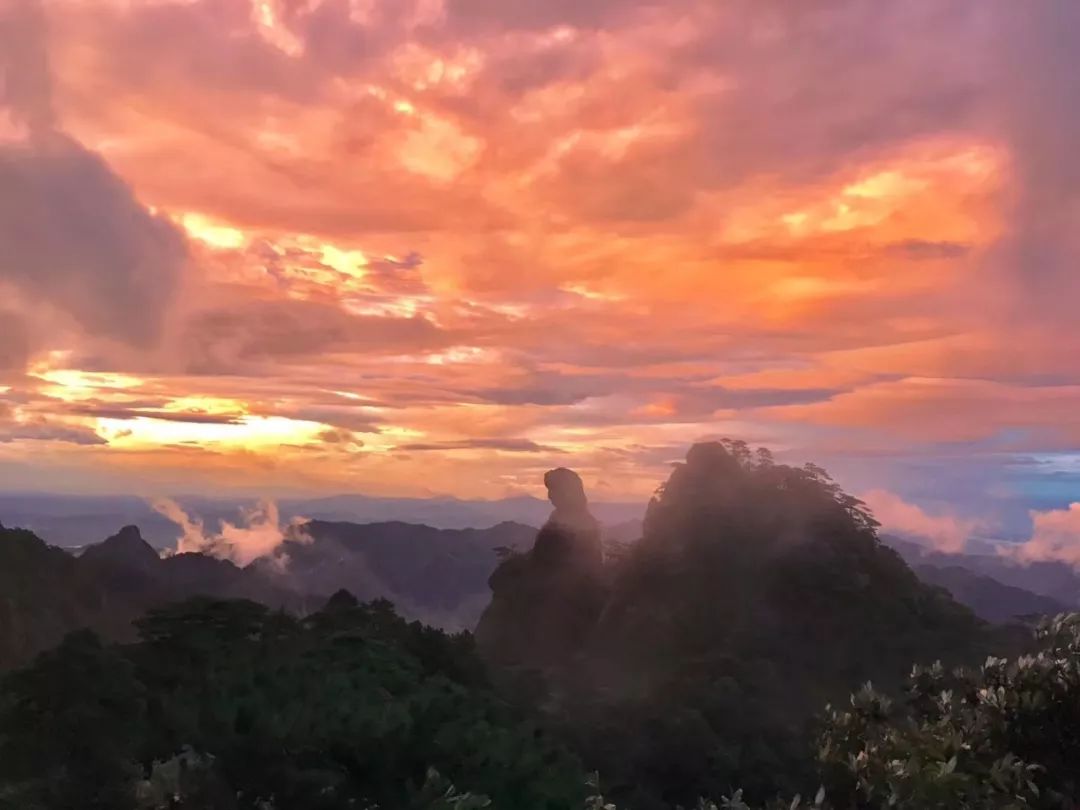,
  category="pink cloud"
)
[861,489,980,554]
[151,497,309,567]
[1002,503,1080,569]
